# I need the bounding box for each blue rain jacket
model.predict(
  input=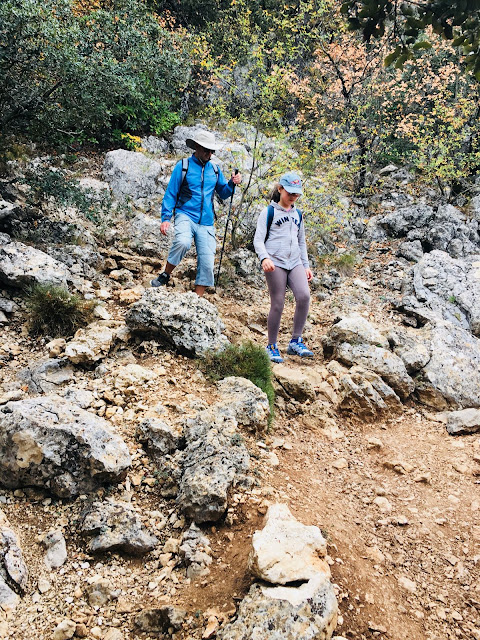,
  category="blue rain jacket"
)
[161,154,234,226]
